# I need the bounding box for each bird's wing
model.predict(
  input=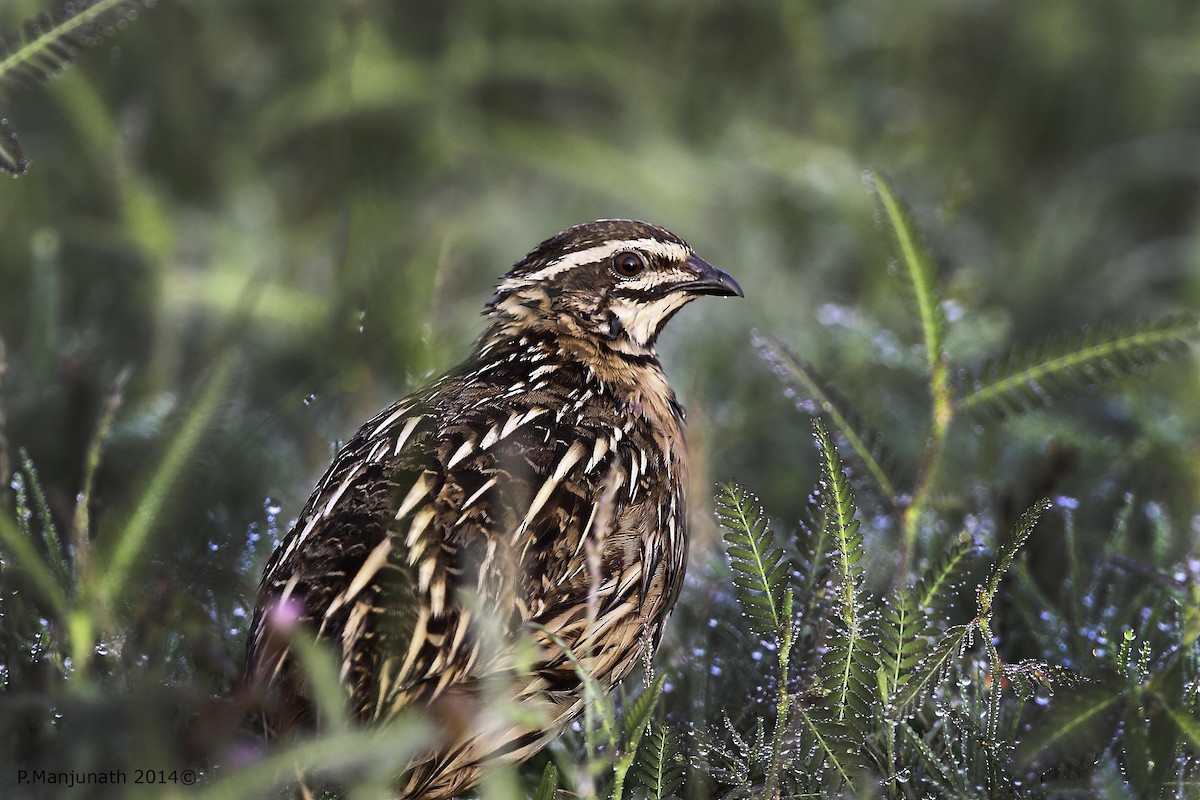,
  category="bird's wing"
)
[246,393,440,729]
[246,381,647,731]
